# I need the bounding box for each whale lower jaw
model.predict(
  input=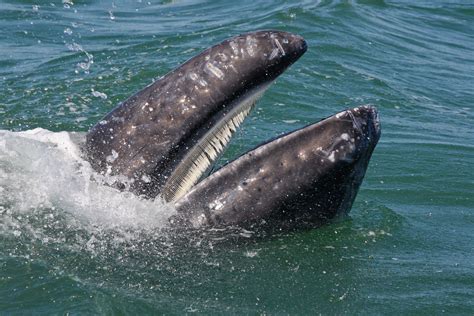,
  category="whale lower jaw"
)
[174,105,381,230]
